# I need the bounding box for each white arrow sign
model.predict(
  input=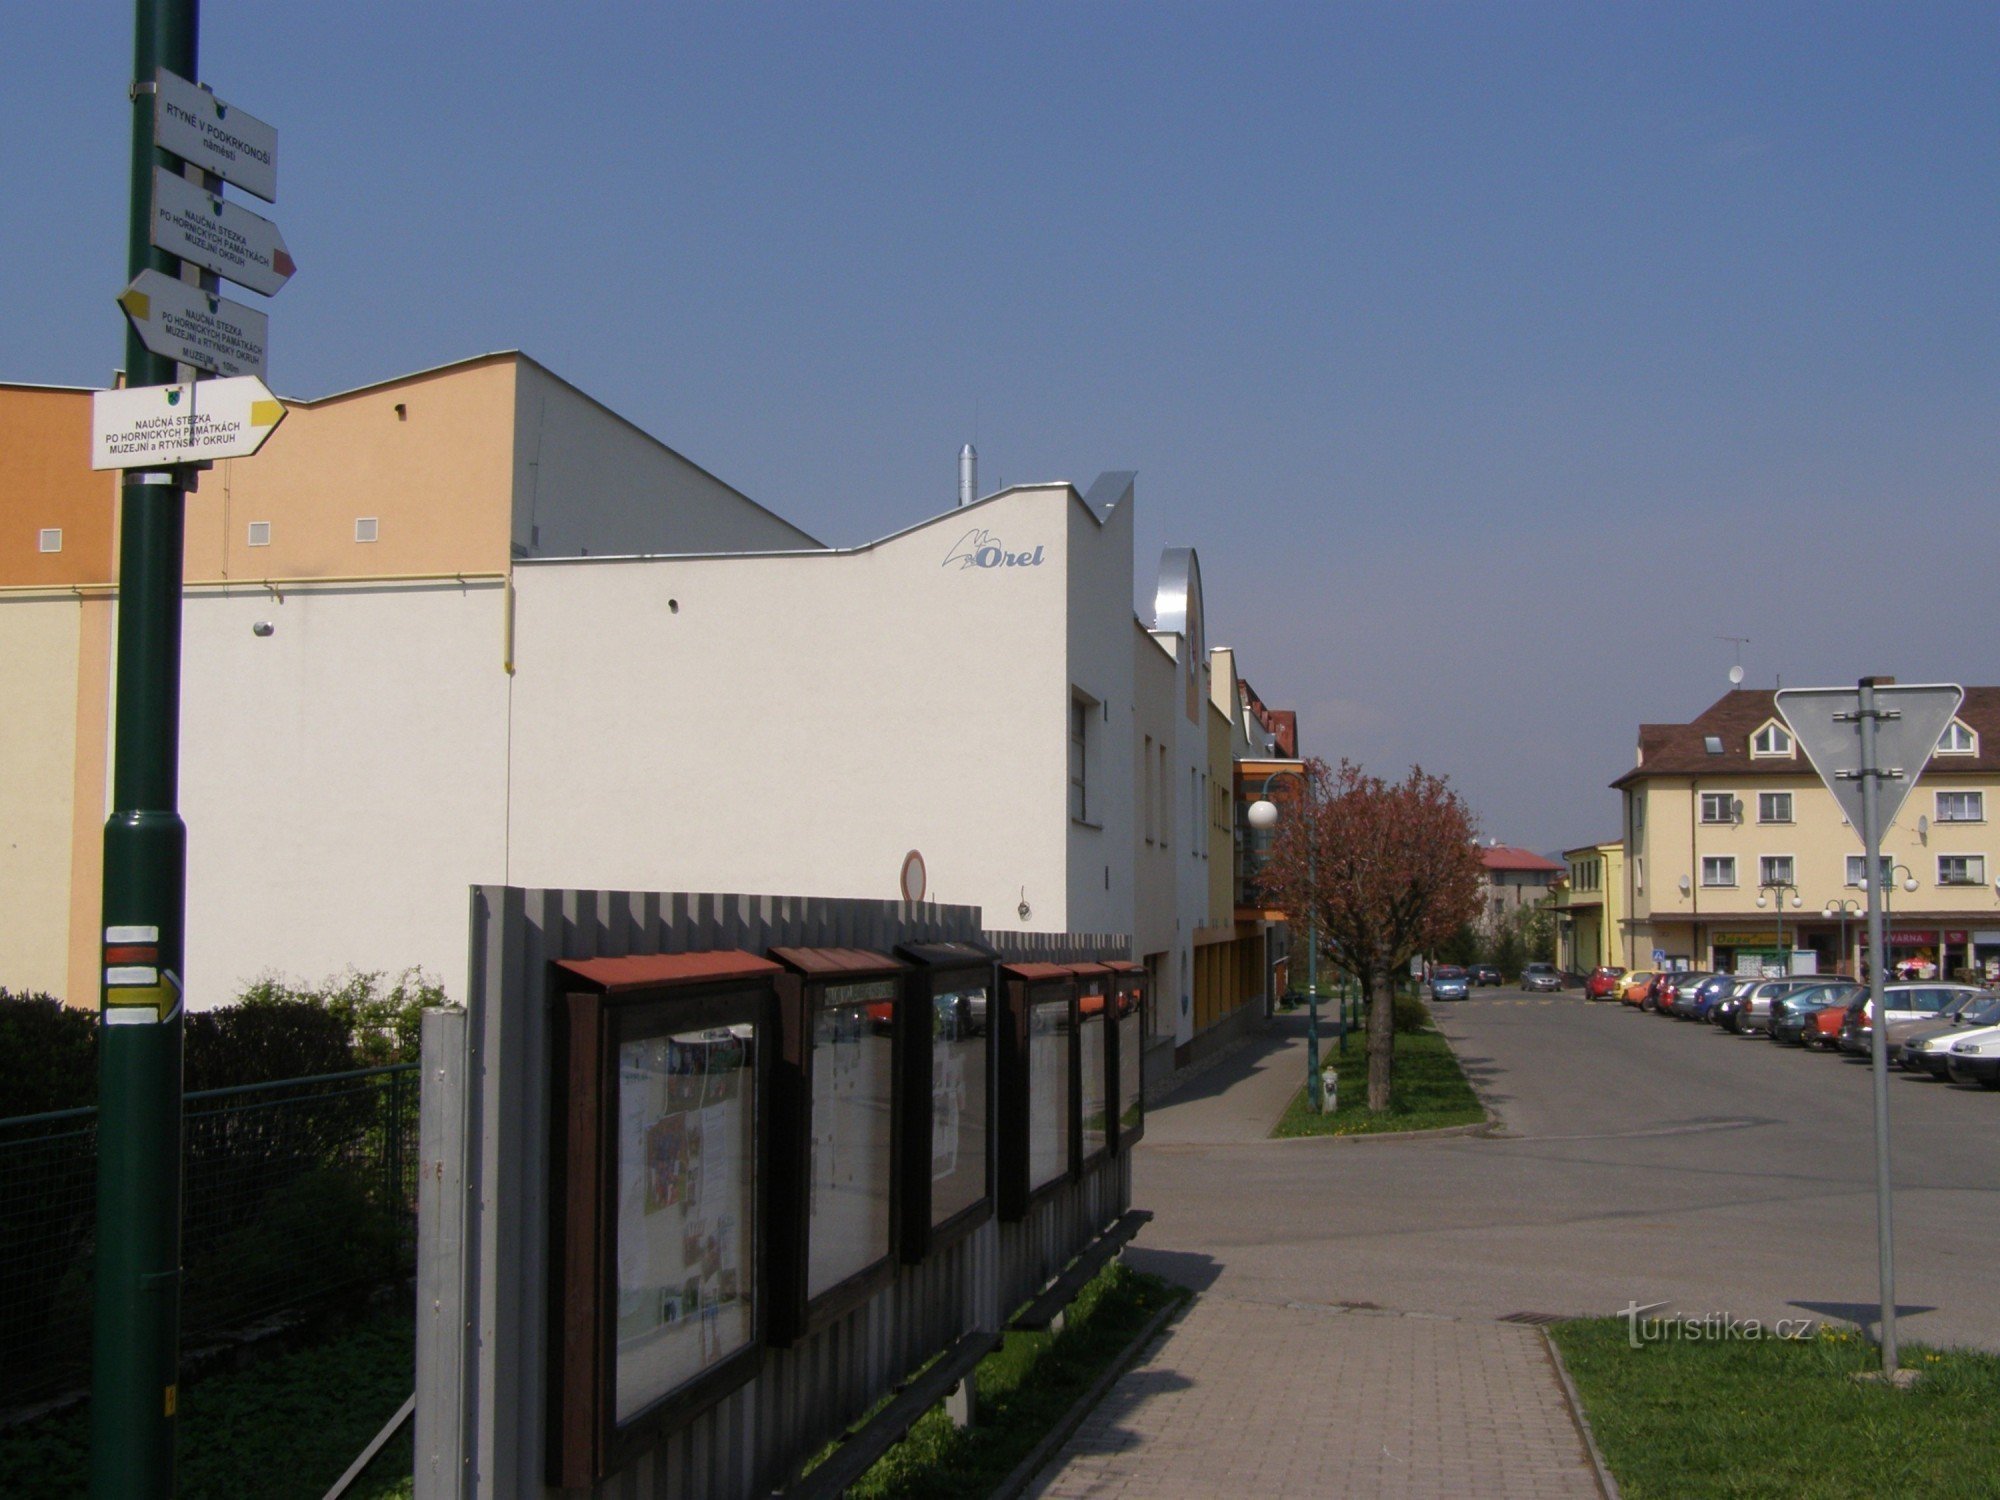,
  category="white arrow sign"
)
[117,270,268,379]
[151,168,295,296]
[91,378,287,470]
[154,69,277,202]
[1776,683,1965,835]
